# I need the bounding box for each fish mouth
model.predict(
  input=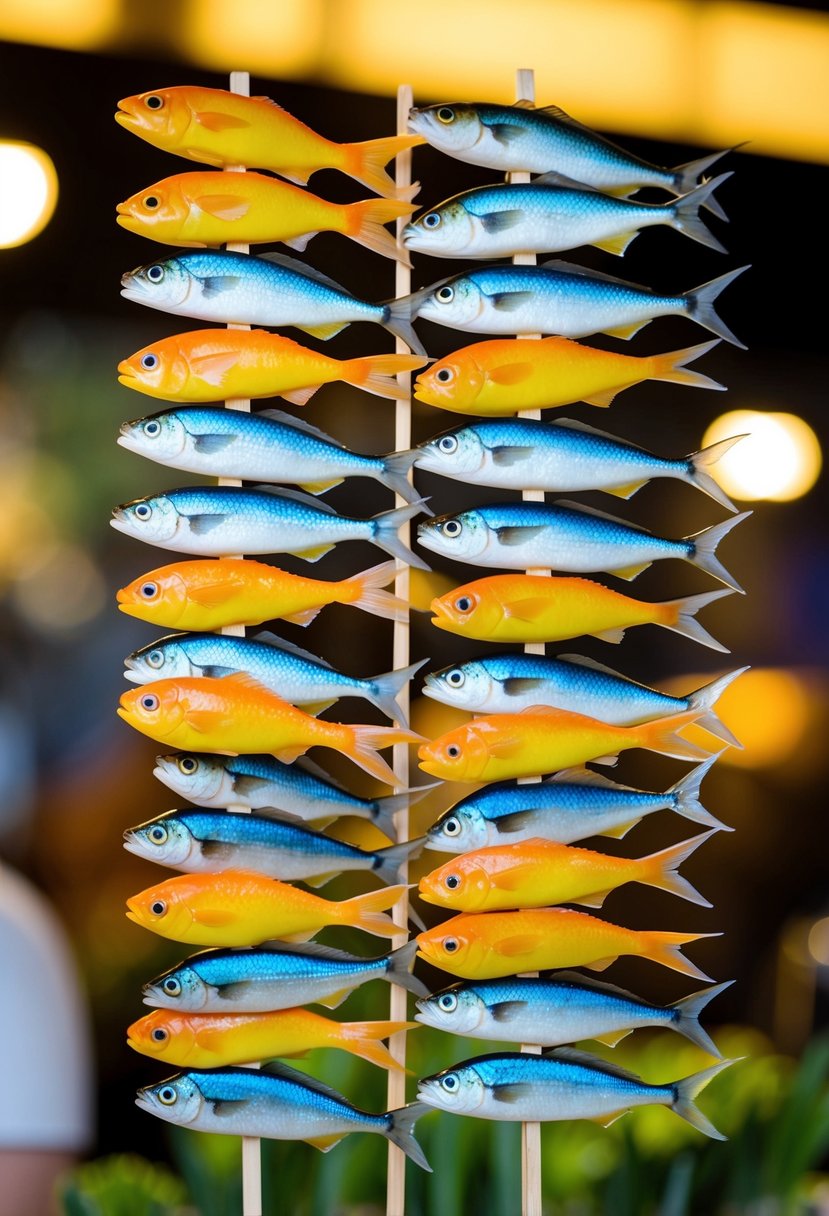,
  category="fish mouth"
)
[134,1090,156,1114]
[122,830,145,858]
[141,990,164,1008]
[122,659,145,684]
